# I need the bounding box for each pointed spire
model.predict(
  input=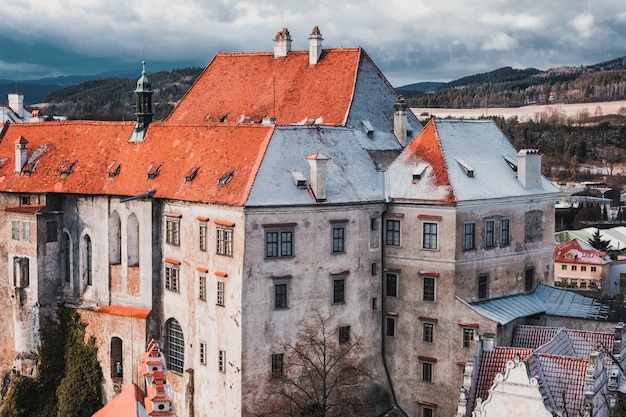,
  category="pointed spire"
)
[130,61,153,142]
